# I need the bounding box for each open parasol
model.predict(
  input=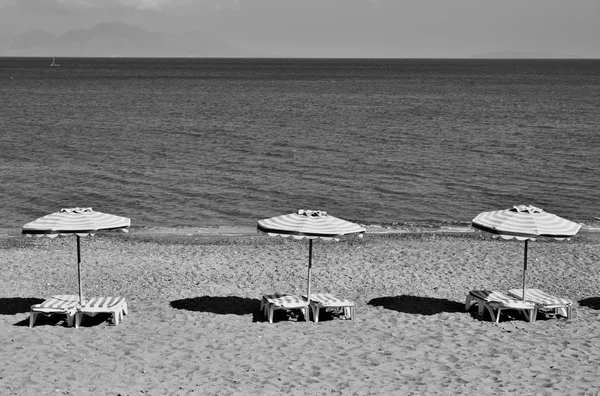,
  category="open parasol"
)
[22,207,131,304]
[257,209,365,304]
[472,205,581,300]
